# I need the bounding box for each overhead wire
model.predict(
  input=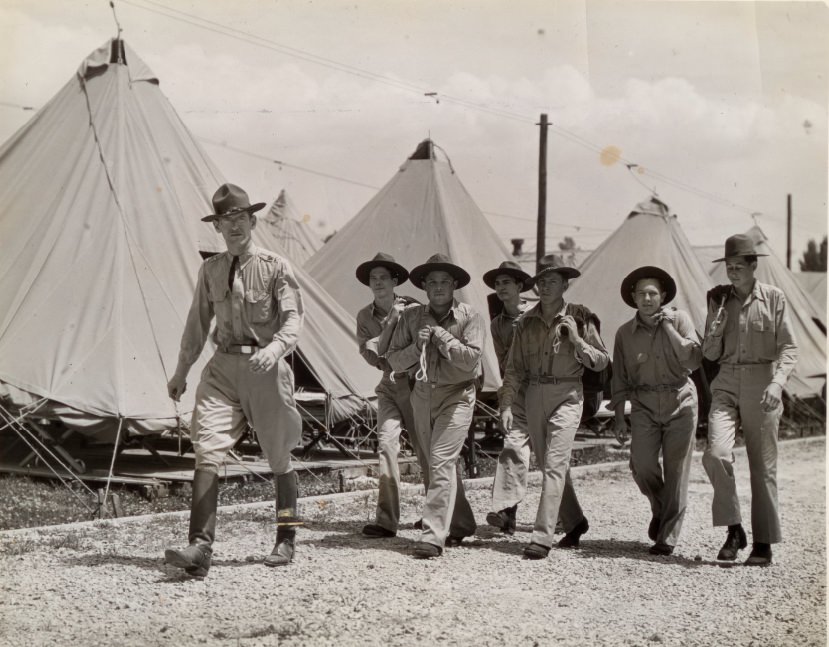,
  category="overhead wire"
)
[119,0,764,221]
